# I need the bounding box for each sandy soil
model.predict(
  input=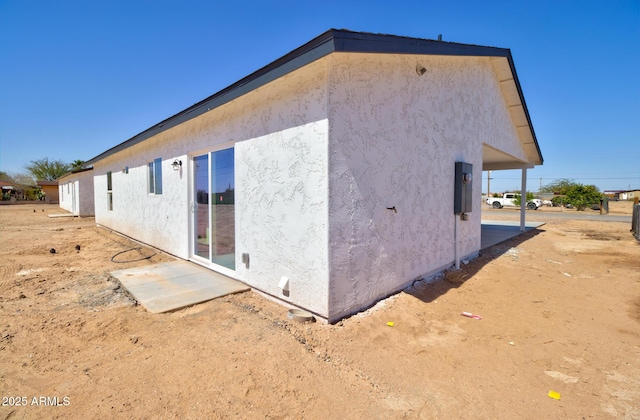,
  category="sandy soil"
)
[1,203,639,419]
